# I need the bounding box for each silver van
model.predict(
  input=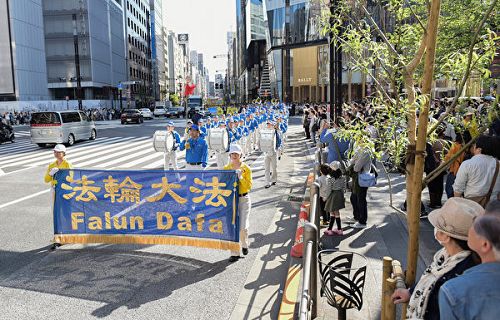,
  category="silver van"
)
[30,111,96,147]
